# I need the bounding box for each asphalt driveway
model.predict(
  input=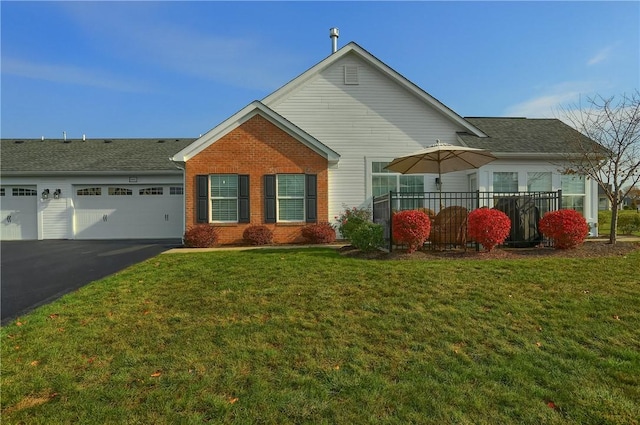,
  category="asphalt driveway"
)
[1,239,181,325]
